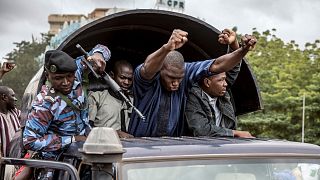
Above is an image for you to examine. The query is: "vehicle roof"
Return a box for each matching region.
[120,137,320,161]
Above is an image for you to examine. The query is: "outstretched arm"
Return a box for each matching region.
[218,28,242,85]
[210,34,256,74]
[140,29,188,80]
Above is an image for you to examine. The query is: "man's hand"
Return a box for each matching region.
[117,130,134,139]
[0,61,16,73]
[87,52,106,73]
[163,29,188,51]
[0,61,16,80]
[218,29,240,50]
[240,34,257,51]
[74,135,87,142]
[218,29,237,45]
[233,130,255,138]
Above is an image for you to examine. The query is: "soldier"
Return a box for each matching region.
[22,45,110,179]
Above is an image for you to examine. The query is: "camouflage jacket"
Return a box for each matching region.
[23,44,110,159]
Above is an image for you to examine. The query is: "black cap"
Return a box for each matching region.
[44,50,77,73]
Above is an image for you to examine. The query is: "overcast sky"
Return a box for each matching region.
[0,0,319,60]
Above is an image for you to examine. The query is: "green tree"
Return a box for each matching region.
[239,29,320,144]
[1,33,51,107]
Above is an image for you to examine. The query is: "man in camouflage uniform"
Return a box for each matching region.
[23,44,110,179]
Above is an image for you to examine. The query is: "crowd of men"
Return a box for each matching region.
[1,28,256,179]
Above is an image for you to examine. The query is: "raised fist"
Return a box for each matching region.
[218,29,237,45]
[240,34,257,51]
[164,29,188,51]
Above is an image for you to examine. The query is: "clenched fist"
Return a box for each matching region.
[163,29,188,51]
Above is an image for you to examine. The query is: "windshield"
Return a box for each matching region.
[121,158,320,180]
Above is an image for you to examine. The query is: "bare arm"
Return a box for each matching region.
[210,34,256,74]
[140,29,188,80]
[218,29,242,84]
[140,45,171,80]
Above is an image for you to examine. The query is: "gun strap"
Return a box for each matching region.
[57,92,87,112]
[82,70,89,96]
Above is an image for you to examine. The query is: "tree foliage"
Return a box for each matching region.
[0,33,50,107]
[239,29,320,144]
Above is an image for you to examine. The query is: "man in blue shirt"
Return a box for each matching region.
[129,29,256,137]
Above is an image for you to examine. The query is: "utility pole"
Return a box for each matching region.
[302,93,305,143]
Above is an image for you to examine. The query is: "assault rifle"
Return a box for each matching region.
[76,44,146,121]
